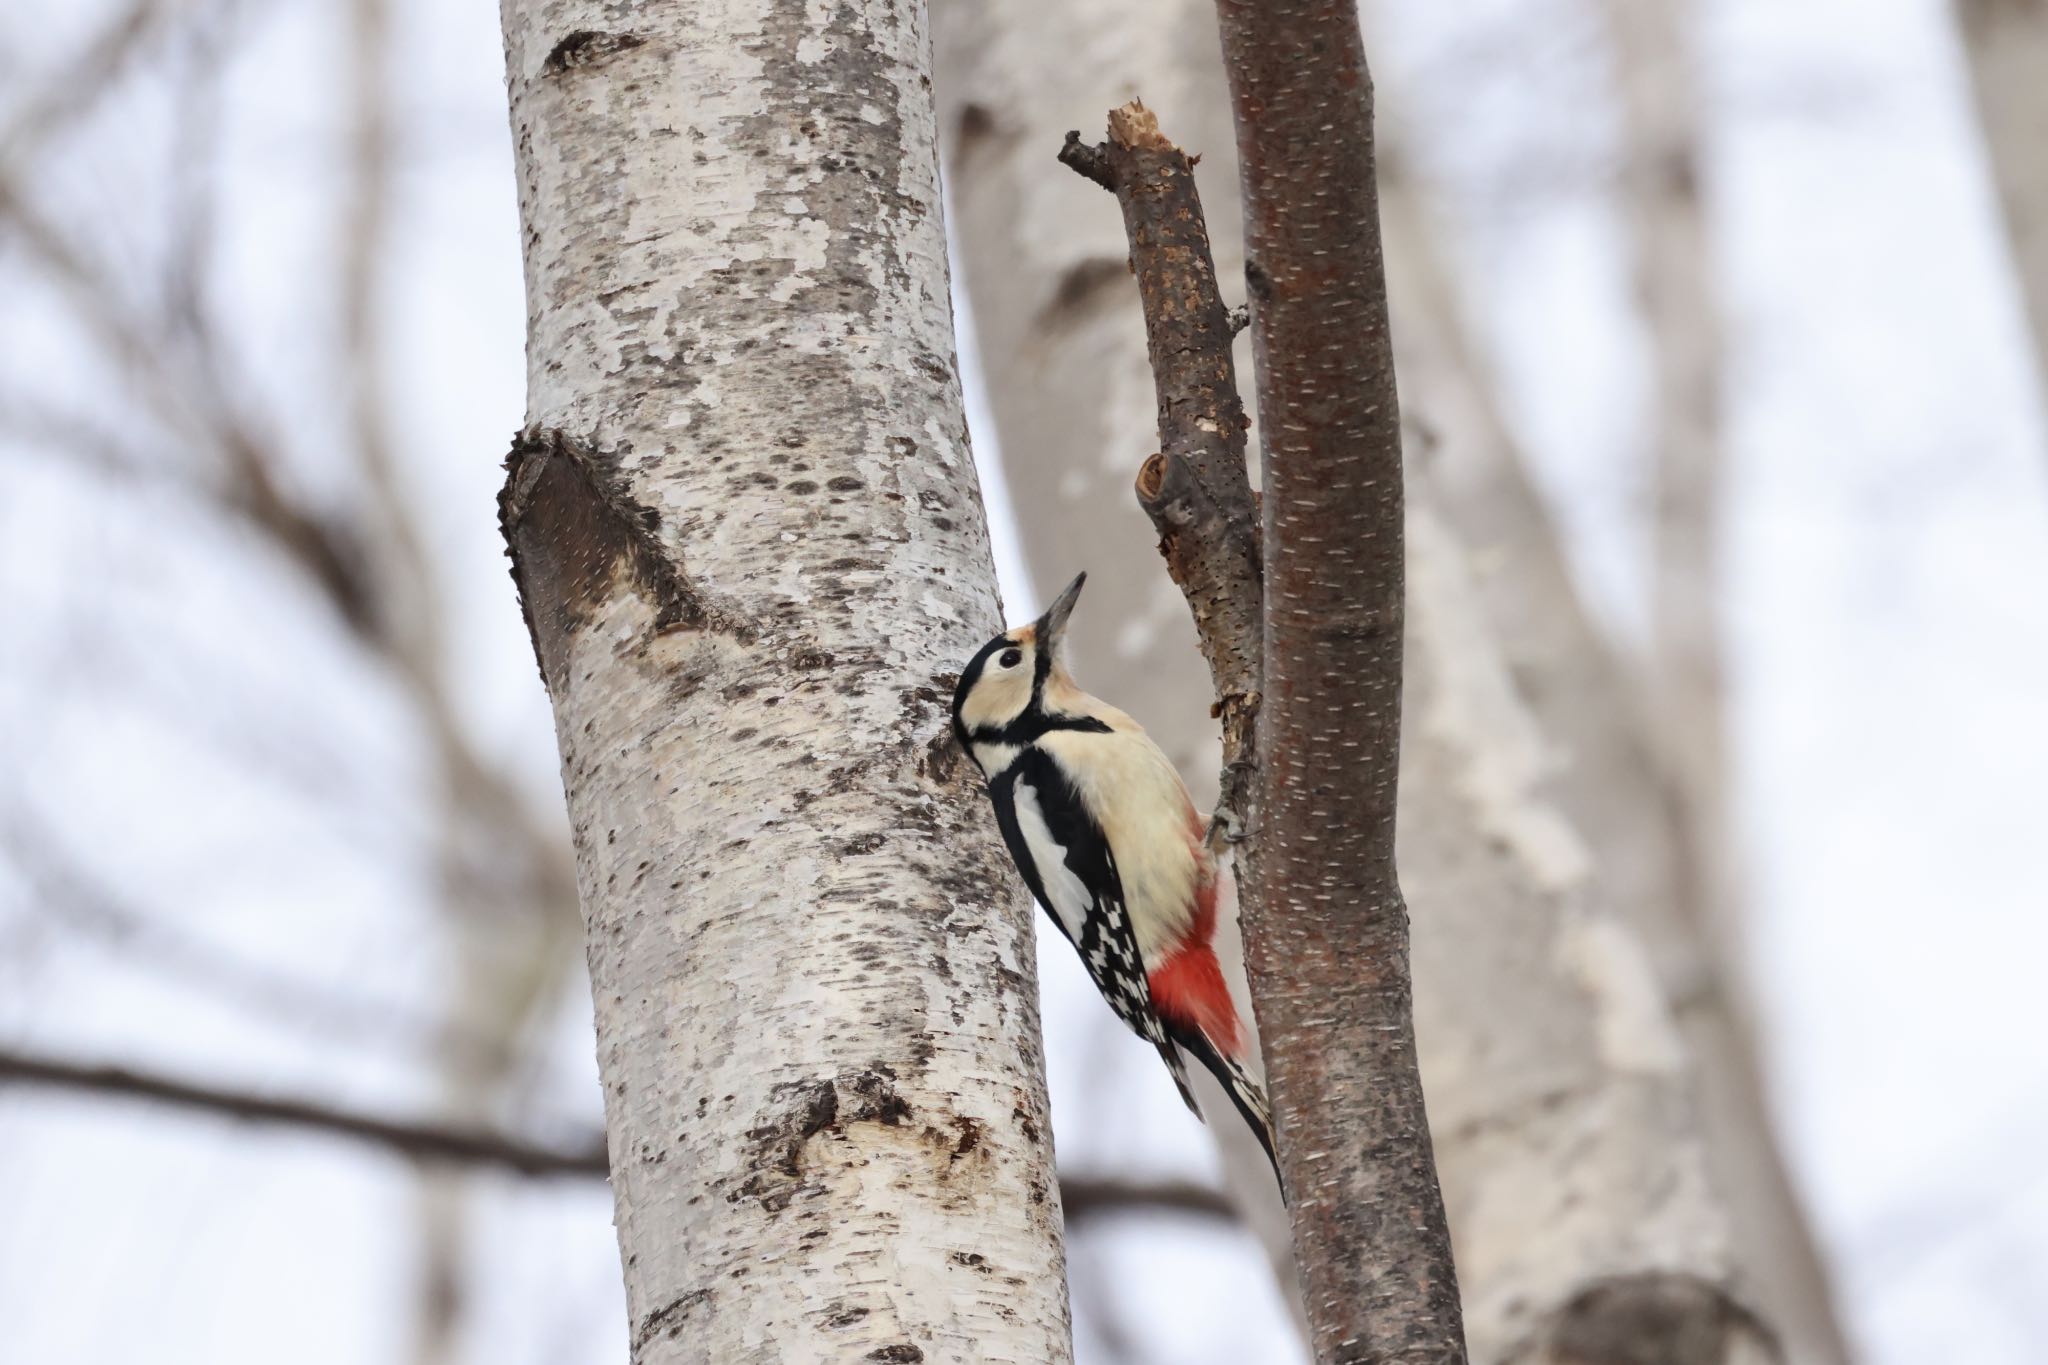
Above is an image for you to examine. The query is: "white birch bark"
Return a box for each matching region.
[1955,0,2048,416]
[496,5,1072,1362]
[936,4,1797,1360]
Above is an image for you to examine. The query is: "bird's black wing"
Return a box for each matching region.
[989,750,1196,1111]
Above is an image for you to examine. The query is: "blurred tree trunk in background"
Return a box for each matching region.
[1602,0,1733,965]
[1379,163,1849,1365]
[1956,0,2048,415]
[1597,3,1856,1361]
[936,2,1829,1359]
[496,4,1072,1362]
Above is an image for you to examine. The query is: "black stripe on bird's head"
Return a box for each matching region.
[950,573,1088,755]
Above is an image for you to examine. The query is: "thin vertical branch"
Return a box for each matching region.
[1064,64,1465,1356]
[1211,2,1466,1358]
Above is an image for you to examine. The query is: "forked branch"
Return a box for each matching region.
[1063,77,1467,1362]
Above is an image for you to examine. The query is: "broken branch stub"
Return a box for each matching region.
[1059,99,1263,834]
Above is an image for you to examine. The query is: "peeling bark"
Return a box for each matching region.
[496,4,1071,1361]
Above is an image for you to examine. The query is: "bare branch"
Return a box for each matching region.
[1,808,516,1072]
[1059,1175,1236,1224]
[1212,0,1467,1352]
[0,178,379,633]
[1063,67,1467,1357]
[0,1047,1238,1228]
[1059,100,1264,839]
[0,1049,608,1178]
[0,0,167,170]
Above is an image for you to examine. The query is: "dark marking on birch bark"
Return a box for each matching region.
[840,1068,914,1127]
[734,1069,920,1210]
[631,1288,712,1357]
[734,1078,840,1213]
[499,427,757,691]
[866,1346,925,1363]
[543,29,646,74]
[1539,1273,1778,1365]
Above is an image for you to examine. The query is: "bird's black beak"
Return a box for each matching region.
[1035,572,1086,652]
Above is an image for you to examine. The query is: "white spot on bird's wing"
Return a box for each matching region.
[1013,779,1093,945]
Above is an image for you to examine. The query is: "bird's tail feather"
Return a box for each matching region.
[1154,1037,1199,1114]
[1172,1026,1282,1194]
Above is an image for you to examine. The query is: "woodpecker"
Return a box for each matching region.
[951,572,1277,1178]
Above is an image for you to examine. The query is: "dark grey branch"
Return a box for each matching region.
[1213,0,1468,1357]
[0,1049,607,1178]
[0,1048,1242,1225]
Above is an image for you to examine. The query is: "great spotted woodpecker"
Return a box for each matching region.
[951,573,1277,1178]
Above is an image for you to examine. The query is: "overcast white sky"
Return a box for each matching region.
[2,0,2044,1362]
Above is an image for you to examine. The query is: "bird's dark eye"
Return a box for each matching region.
[999,648,1024,669]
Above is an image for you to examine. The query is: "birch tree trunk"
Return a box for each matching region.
[937,4,1794,1360]
[495,6,1072,1362]
[1956,0,2048,413]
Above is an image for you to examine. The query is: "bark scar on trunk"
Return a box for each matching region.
[542,29,646,74]
[632,1289,714,1358]
[499,427,757,689]
[738,1068,979,1213]
[1539,1272,1778,1365]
